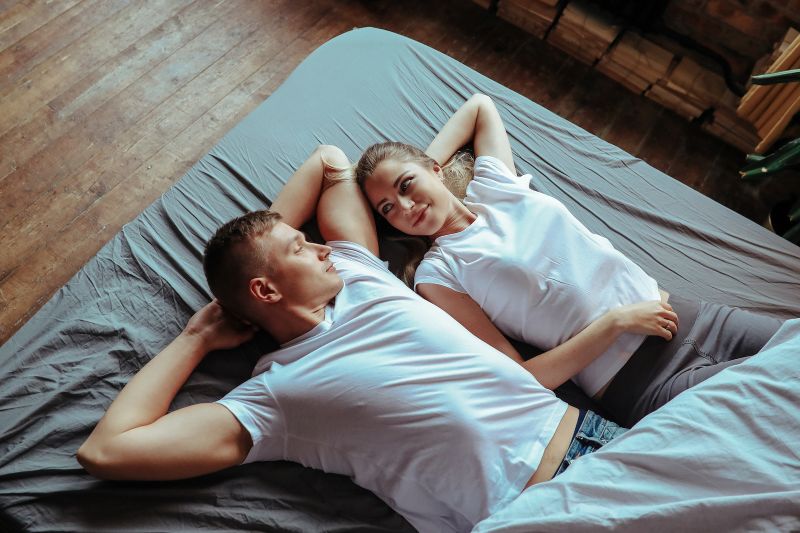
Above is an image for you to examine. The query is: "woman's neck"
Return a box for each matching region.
[431,200,476,240]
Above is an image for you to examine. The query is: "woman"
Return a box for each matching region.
[355,94,784,425]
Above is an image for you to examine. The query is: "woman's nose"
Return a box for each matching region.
[399,196,414,210]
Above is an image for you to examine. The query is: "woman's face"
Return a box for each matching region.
[363,158,454,236]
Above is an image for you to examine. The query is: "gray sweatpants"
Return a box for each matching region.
[600,295,785,427]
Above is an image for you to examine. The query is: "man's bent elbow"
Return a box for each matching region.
[77,441,117,480]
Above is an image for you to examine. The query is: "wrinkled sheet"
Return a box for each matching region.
[474,319,800,533]
[1,27,799,532]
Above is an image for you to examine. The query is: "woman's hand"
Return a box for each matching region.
[182,300,257,353]
[610,300,679,341]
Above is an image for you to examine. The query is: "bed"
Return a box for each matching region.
[1,27,798,533]
[474,317,800,532]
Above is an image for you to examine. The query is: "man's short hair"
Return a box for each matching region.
[203,210,282,308]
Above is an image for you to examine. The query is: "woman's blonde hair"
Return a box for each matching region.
[355,141,474,286]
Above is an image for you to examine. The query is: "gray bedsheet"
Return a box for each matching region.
[1,27,798,532]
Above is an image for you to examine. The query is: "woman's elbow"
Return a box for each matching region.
[521,362,561,390]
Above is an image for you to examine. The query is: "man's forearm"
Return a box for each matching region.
[270,145,350,229]
[81,332,208,449]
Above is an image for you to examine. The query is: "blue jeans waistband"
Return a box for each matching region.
[553,410,628,478]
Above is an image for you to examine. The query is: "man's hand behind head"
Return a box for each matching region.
[183,300,257,353]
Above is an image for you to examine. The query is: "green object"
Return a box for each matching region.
[740,68,800,244]
[739,139,800,179]
[751,68,800,85]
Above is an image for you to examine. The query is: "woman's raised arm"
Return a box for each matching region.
[425,94,516,175]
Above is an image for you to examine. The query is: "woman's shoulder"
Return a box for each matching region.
[414,246,463,291]
[473,155,530,189]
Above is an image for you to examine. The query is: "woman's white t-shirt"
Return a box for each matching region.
[415,156,661,396]
[217,241,567,533]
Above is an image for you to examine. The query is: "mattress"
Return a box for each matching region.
[1,27,798,532]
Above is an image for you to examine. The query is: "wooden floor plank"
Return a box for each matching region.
[0,0,24,16]
[636,109,692,175]
[559,68,626,140]
[0,1,334,329]
[602,93,665,157]
[0,0,219,187]
[0,0,194,139]
[0,0,765,345]
[0,0,133,97]
[0,0,311,279]
[0,0,263,231]
[0,0,82,52]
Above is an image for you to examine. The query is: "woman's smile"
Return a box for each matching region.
[412,205,429,227]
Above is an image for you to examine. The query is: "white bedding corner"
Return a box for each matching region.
[474,320,800,533]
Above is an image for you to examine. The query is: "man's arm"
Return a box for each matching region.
[270,145,351,229]
[315,159,379,256]
[270,144,378,255]
[77,301,256,480]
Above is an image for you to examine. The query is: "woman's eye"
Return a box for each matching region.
[381,203,393,215]
[400,177,413,192]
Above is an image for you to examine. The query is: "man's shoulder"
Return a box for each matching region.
[329,240,389,273]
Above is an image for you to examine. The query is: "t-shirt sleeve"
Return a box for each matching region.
[328,240,390,272]
[473,155,531,189]
[216,373,286,463]
[414,255,466,294]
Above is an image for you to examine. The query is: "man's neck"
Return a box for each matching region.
[262,302,329,345]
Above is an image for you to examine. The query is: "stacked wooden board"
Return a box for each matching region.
[750,28,798,83]
[597,32,673,94]
[546,1,621,65]
[703,89,761,152]
[497,0,559,39]
[475,0,800,153]
[737,29,800,153]
[644,56,726,120]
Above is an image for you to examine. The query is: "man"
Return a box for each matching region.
[77,145,624,532]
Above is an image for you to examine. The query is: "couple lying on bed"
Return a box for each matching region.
[77,94,784,532]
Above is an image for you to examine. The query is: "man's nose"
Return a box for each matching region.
[318,243,332,259]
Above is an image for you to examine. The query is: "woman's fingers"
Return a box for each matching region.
[659,305,679,328]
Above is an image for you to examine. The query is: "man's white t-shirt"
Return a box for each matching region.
[217,241,567,533]
[415,156,661,397]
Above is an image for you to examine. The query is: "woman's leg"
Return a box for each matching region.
[652,299,785,408]
[600,296,784,426]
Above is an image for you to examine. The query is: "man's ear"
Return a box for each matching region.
[249,277,281,304]
[433,163,443,180]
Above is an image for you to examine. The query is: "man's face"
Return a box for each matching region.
[259,222,343,307]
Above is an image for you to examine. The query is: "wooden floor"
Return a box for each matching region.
[0,0,765,345]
